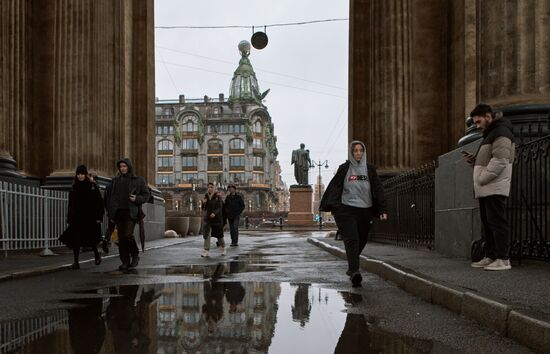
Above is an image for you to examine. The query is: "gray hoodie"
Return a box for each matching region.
[341,140,373,208]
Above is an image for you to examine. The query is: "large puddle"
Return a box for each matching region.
[1,281,452,354]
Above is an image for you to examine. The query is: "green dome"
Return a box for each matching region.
[229,40,267,104]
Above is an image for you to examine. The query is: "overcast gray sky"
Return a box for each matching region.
[154,0,349,187]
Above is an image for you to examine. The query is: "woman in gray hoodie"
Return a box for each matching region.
[319,140,388,287]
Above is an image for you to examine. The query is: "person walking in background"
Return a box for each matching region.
[224,184,245,247]
[464,103,515,271]
[201,182,225,257]
[319,140,388,287]
[107,158,150,271]
[66,165,104,269]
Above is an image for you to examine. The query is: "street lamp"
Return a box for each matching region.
[311,160,329,228]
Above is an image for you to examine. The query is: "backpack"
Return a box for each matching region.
[471,239,486,262]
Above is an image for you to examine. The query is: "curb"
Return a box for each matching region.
[0,239,193,283]
[308,237,550,353]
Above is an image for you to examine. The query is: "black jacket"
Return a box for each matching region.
[319,161,387,217]
[203,192,224,226]
[108,158,150,220]
[224,194,245,219]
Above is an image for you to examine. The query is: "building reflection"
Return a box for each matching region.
[158,279,281,354]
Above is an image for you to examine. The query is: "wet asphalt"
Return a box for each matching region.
[0,231,534,353]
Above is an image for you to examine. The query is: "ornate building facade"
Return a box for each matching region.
[155,41,285,213]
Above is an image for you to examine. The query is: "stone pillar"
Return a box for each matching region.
[478,0,550,106]
[288,185,313,226]
[349,0,453,173]
[0,0,30,178]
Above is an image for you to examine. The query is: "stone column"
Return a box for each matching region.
[349,0,451,173]
[479,0,550,105]
[0,0,30,177]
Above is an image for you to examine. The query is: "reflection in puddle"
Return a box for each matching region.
[1,282,453,354]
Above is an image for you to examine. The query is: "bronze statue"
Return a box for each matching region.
[291,143,312,185]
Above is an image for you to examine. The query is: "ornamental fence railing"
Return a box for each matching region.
[508,135,550,261]
[369,162,436,249]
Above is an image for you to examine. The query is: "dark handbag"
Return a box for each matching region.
[471,239,486,262]
[59,225,74,249]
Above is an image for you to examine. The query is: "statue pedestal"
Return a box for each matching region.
[288,185,314,225]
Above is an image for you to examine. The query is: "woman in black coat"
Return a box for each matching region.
[319,140,388,287]
[67,165,104,269]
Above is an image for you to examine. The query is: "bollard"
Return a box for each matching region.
[319,215,323,229]
[279,217,283,230]
[245,216,249,230]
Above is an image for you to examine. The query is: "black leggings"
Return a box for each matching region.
[333,205,374,274]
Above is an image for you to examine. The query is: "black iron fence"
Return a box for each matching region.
[509,135,550,261]
[370,162,436,249]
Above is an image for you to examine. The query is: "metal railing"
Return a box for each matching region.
[0,181,68,255]
[370,162,436,249]
[0,310,68,354]
[508,135,550,261]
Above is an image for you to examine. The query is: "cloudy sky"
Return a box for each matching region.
[154,0,349,187]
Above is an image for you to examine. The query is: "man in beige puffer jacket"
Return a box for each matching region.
[464,104,515,271]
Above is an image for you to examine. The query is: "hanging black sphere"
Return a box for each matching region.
[251,31,268,50]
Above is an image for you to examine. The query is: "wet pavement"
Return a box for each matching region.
[0,232,535,353]
[2,281,461,354]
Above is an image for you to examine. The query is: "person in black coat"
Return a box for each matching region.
[107,158,150,271]
[319,140,388,287]
[223,184,245,246]
[67,165,104,269]
[201,182,225,257]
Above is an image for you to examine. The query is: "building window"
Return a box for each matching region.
[182,156,197,168]
[181,173,198,183]
[156,174,174,186]
[157,156,174,169]
[163,108,172,116]
[229,156,245,168]
[228,124,245,134]
[229,138,245,150]
[158,140,174,152]
[183,120,197,132]
[208,156,223,170]
[252,173,264,184]
[182,138,198,149]
[208,139,223,153]
[229,173,245,185]
[254,120,262,133]
[253,156,263,168]
[253,138,263,149]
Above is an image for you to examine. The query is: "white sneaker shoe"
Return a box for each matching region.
[484,259,511,271]
[471,257,494,268]
[201,250,210,258]
[221,247,226,256]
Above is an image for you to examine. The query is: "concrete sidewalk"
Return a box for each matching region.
[0,237,192,282]
[309,235,550,353]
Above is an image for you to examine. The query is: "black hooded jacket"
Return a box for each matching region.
[319,161,387,217]
[108,158,150,220]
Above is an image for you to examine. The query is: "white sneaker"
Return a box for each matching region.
[201,250,210,258]
[221,247,226,256]
[484,259,511,271]
[471,257,494,268]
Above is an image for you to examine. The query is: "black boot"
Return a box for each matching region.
[130,254,139,268]
[101,239,109,254]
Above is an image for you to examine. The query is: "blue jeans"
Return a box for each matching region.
[228,216,240,245]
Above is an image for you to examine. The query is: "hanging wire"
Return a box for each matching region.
[155,18,348,29]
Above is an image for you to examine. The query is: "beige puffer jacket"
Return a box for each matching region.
[473,118,515,198]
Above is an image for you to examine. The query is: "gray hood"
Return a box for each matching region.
[117,158,134,177]
[348,140,368,175]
